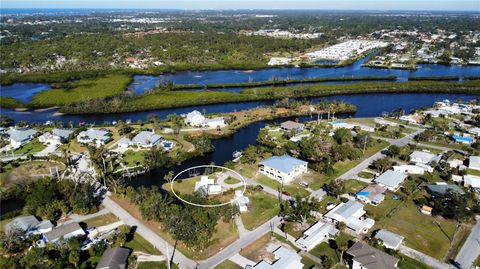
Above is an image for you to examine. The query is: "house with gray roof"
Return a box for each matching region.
[324,200,375,234]
[468,156,480,171]
[6,128,37,148]
[374,229,404,250]
[426,183,465,196]
[3,215,40,235]
[77,129,111,147]
[259,155,308,183]
[131,131,162,147]
[252,246,304,269]
[374,170,407,191]
[410,151,440,165]
[96,247,131,269]
[280,121,305,133]
[43,222,85,243]
[296,221,338,251]
[347,241,398,269]
[39,128,73,145]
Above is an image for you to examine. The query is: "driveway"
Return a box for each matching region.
[455,220,480,269]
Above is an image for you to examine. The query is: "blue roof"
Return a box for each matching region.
[357,191,370,196]
[452,136,473,142]
[260,155,307,174]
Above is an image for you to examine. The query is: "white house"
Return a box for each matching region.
[356,184,386,206]
[392,165,426,175]
[43,222,85,243]
[6,128,37,148]
[203,117,226,128]
[464,174,480,189]
[328,121,348,130]
[77,129,111,147]
[252,246,304,269]
[295,221,338,251]
[39,128,73,145]
[194,176,222,195]
[410,151,440,165]
[347,241,399,269]
[185,110,205,126]
[235,190,250,212]
[469,156,480,171]
[374,170,407,191]
[447,159,464,169]
[259,155,308,184]
[324,200,375,234]
[374,229,404,250]
[468,127,480,137]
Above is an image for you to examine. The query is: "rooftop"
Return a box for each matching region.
[374,229,404,249]
[426,184,465,196]
[44,222,84,242]
[96,247,131,269]
[374,170,407,188]
[347,241,398,269]
[4,215,39,233]
[7,128,37,142]
[131,131,162,146]
[260,155,307,174]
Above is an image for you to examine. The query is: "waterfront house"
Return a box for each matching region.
[185,110,205,126]
[7,128,37,148]
[39,128,73,145]
[96,247,131,269]
[295,221,338,251]
[259,155,308,184]
[235,190,250,212]
[356,184,386,206]
[203,117,226,129]
[324,200,375,234]
[77,129,111,147]
[328,121,348,130]
[346,241,399,269]
[194,176,222,195]
[468,156,480,171]
[251,246,304,269]
[280,121,305,133]
[374,229,404,250]
[131,131,162,148]
[374,170,407,191]
[43,222,86,243]
[409,151,440,165]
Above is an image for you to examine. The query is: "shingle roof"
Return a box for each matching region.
[44,222,84,242]
[347,241,398,269]
[52,128,74,139]
[281,121,305,130]
[260,155,307,174]
[96,247,131,269]
[78,129,110,141]
[4,215,39,233]
[131,131,162,146]
[375,170,407,188]
[426,184,465,195]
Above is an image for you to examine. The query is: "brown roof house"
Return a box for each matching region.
[346,241,399,269]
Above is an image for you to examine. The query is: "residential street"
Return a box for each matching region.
[399,245,452,269]
[455,219,480,269]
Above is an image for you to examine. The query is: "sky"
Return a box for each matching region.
[1,0,479,11]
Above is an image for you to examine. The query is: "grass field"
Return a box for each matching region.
[310,242,340,264]
[241,190,280,230]
[343,180,368,194]
[137,261,179,269]
[365,193,404,221]
[256,175,310,198]
[84,213,119,228]
[224,176,241,184]
[214,260,243,269]
[0,140,47,157]
[2,160,64,185]
[125,233,162,255]
[122,150,146,167]
[30,74,132,107]
[397,254,432,269]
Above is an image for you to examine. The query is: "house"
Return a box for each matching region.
[447,159,464,169]
[463,174,480,189]
[77,129,111,147]
[468,127,480,137]
[420,205,433,215]
[426,183,465,196]
[96,247,131,269]
[374,230,404,250]
[36,220,54,234]
[328,121,348,130]
[280,121,305,133]
[185,110,205,126]
[43,222,86,243]
[3,215,40,235]
[118,131,164,148]
[194,176,222,195]
[295,221,338,251]
[468,156,480,171]
[252,246,304,269]
[409,151,440,165]
[203,117,226,128]
[453,135,474,145]
[39,128,73,144]
[347,241,399,269]
[259,155,308,184]
[392,164,426,175]
[324,200,375,234]
[356,184,386,206]
[374,170,407,191]
[235,190,250,212]
[6,128,37,148]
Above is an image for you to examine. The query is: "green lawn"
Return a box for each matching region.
[397,254,432,269]
[84,213,119,228]
[256,175,310,198]
[376,200,457,259]
[466,169,480,177]
[301,255,322,269]
[224,176,241,184]
[164,176,199,195]
[358,171,374,179]
[343,180,368,194]
[241,190,280,230]
[137,261,179,269]
[365,193,403,221]
[122,150,146,167]
[125,234,162,255]
[1,140,47,157]
[214,260,242,269]
[310,242,340,264]
[30,74,132,106]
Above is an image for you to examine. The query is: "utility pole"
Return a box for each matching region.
[363,135,368,155]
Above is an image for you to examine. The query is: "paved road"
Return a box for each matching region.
[102,197,197,269]
[399,245,452,269]
[196,216,282,269]
[455,220,480,269]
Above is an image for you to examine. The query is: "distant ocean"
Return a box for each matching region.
[0,8,166,16]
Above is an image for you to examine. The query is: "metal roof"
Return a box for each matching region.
[131,131,162,146]
[375,229,404,249]
[260,155,307,174]
[375,170,407,188]
[7,128,37,142]
[4,215,39,233]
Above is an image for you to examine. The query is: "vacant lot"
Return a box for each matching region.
[84,213,119,228]
[241,190,279,230]
[4,160,64,185]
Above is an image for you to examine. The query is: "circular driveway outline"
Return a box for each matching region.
[170,165,247,207]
